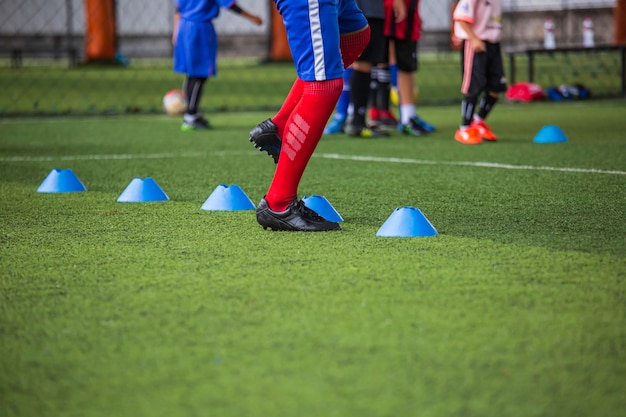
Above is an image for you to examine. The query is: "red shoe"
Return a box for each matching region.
[374,110,398,130]
[454,126,482,145]
[379,110,398,124]
[368,107,381,123]
[470,119,497,141]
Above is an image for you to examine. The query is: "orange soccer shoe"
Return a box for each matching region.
[454,126,482,145]
[470,118,497,141]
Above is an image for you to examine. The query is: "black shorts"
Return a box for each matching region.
[393,38,418,72]
[460,40,507,96]
[356,18,386,65]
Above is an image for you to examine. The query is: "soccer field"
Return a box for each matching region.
[1,100,625,417]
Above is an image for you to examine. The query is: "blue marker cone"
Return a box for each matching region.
[533,125,568,143]
[37,169,87,193]
[117,177,169,202]
[201,184,255,211]
[302,195,344,222]
[376,206,438,237]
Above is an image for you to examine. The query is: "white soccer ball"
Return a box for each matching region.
[162,89,187,115]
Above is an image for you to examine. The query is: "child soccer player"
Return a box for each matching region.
[384,0,436,136]
[327,0,388,137]
[248,0,369,231]
[172,0,262,131]
[452,0,505,144]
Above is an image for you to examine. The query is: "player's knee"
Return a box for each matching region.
[396,57,417,73]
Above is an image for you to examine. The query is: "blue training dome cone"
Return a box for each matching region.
[302,195,344,222]
[533,125,568,143]
[376,206,438,237]
[117,177,169,202]
[37,168,87,193]
[201,184,255,211]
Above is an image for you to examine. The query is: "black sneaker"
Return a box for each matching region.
[398,117,428,136]
[250,119,281,164]
[181,114,211,131]
[256,197,341,232]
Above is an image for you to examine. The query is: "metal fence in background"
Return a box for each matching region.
[0,0,622,116]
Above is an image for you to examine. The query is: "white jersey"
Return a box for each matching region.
[453,0,502,43]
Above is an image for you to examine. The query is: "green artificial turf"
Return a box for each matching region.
[1,100,625,417]
[1,50,623,116]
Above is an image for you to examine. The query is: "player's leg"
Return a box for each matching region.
[174,20,216,131]
[368,66,380,125]
[471,42,507,141]
[251,0,369,161]
[455,39,484,145]
[324,66,353,134]
[374,67,397,130]
[394,38,428,136]
[369,37,398,131]
[256,0,368,231]
[345,18,388,138]
[181,76,210,130]
[345,59,373,136]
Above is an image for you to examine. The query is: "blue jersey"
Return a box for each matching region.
[173,0,235,77]
[275,0,367,81]
[175,0,235,21]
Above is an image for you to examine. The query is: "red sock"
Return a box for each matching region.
[265,78,344,211]
[340,26,370,69]
[271,79,305,138]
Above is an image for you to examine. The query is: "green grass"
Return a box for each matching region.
[1,100,625,417]
[1,50,622,116]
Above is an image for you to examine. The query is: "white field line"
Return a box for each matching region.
[315,153,626,176]
[0,152,206,162]
[1,151,624,176]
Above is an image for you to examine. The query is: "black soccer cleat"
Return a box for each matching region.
[256,197,341,232]
[398,116,429,137]
[249,119,282,164]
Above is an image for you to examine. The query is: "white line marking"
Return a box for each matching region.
[316,153,626,176]
[1,151,624,176]
[0,152,206,162]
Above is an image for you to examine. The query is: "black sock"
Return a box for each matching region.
[368,67,379,110]
[185,77,206,115]
[350,69,371,128]
[376,67,391,112]
[478,94,498,119]
[461,95,477,126]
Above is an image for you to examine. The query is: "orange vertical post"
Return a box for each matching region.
[615,0,626,45]
[84,0,116,61]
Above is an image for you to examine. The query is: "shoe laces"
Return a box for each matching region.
[259,119,277,132]
[292,200,326,222]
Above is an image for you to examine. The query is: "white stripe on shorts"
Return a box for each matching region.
[308,0,326,80]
